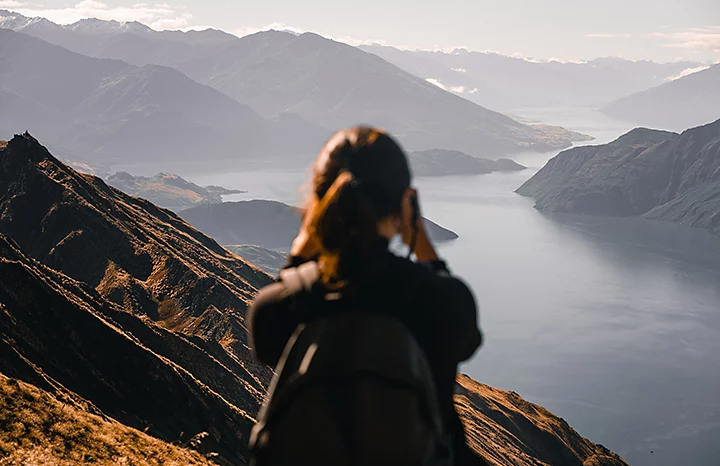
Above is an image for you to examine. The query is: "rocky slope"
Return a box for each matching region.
[224,245,287,276]
[457,375,627,466]
[602,65,720,132]
[410,149,526,176]
[106,171,245,211]
[517,119,720,236]
[179,200,459,250]
[0,134,627,465]
[0,133,277,464]
[0,375,211,465]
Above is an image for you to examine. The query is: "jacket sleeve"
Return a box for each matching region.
[247,282,302,368]
[422,260,483,363]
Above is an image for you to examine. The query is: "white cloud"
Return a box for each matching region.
[666,65,711,81]
[451,68,467,73]
[11,1,192,30]
[425,78,465,94]
[656,31,720,52]
[585,33,633,38]
[469,88,479,94]
[0,1,25,8]
[425,78,448,91]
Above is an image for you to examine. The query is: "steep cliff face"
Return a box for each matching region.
[457,376,627,466]
[517,119,720,237]
[0,134,627,465]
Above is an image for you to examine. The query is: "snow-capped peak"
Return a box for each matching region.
[67,18,152,35]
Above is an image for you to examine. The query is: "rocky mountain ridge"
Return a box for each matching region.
[0,133,628,465]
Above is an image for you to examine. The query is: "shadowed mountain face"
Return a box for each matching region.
[0,29,327,169]
[0,134,627,465]
[360,45,703,111]
[179,200,459,250]
[517,119,720,236]
[601,65,720,132]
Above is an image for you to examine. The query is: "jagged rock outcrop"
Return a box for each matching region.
[0,134,627,465]
[516,119,720,237]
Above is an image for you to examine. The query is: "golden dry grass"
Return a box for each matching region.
[0,376,212,466]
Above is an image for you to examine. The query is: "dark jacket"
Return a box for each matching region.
[247,239,484,464]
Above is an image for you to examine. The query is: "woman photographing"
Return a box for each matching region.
[248,126,484,466]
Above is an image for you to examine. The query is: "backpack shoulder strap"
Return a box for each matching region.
[279,261,321,294]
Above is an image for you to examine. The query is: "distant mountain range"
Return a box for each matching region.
[0,28,329,169]
[517,119,720,237]
[360,45,705,111]
[0,10,589,162]
[601,65,720,132]
[0,133,628,465]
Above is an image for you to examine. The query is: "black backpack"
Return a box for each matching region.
[250,261,453,466]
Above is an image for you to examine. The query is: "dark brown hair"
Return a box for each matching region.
[306,126,411,286]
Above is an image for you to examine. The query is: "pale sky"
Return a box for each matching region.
[2,0,720,62]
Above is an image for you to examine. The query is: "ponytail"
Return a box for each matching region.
[307,171,378,287]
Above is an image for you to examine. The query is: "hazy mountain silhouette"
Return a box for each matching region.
[410,149,526,176]
[0,133,628,465]
[361,45,703,110]
[0,28,328,170]
[517,119,720,237]
[179,200,459,250]
[0,10,236,66]
[601,65,720,132]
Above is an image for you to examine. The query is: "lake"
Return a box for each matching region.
[185,108,720,466]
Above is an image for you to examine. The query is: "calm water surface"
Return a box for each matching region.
[186,109,720,466]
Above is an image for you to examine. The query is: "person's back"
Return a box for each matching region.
[248,127,484,465]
